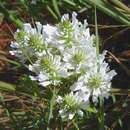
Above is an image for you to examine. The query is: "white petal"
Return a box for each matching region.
[68,113,74,120]
[40,81,51,86]
[24,23,32,33]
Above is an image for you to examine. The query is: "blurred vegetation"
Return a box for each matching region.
[0,0,130,130]
[0,0,130,27]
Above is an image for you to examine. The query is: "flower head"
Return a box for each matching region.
[29,54,68,87]
[63,45,96,73]
[57,92,89,120]
[10,22,48,62]
[71,54,116,103]
[10,12,117,110]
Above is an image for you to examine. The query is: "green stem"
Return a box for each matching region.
[94,6,104,130]
[60,121,64,130]
[47,88,57,130]
[95,5,99,57]
[98,98,105,130]
[95,5,100,72]
[72,120,80,130]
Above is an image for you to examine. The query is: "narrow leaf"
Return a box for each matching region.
[0,81,16,91]
[52,0,61,17]
[86,0,130,25]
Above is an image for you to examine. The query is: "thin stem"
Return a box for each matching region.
[72,120,80,130]
[94,5,101,72]
[95,5,99,57]
[47,88,57,130]
[98,98,105,130]
[60,121,64,130]
[94,6,104,130]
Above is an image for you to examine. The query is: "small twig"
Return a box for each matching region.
[107,51,130,76]
[111,88,130,96]
[88,24,130,29]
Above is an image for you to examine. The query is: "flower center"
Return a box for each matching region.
[88,74,102,89]
[64,94,79,111]
[72,50,86,65]
[40,56,58,74]
[28,34,45,52]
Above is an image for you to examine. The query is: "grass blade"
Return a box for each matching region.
[0,81,16,91]
[86,0,130,25]
[52,0,61,17]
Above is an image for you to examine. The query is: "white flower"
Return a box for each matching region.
[23,22,43,35]
[71,12,91,44]
[30,72,51,86]
[29,54,68,87]
[42,24,58,44]
[10,12,117,108]
[63,45,96,74]
[57,92,89,120]
[10,23,49,62]
[71,54,117,103]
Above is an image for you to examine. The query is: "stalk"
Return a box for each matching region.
[98,98,105,130]
[47,88,57,130]
[95,5,99,57]
[72,120,80,130]
[95,6,104,130]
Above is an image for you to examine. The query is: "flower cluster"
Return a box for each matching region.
[10,12,116,121]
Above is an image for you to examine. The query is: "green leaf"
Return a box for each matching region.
[87,106,97,113]
[0,3,23,29]
[86,0,130,25]
[118,118,123,128]
[47,5,58,20]
[111,95,116,103]
[63,0,76,6]
[0,13,4,24]
[94,6,99,57]
[52,0,61,17]
[18,75,41,97]
[0,81,16,91]
[1,58,21,67]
